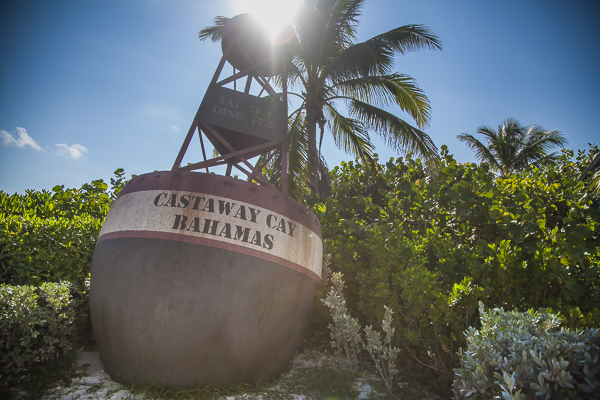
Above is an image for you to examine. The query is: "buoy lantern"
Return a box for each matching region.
[221,13,295,77]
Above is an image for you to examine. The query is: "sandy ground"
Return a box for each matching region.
[40,351,133,400]
[39,350,378,400]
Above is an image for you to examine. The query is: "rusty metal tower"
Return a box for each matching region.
[172,14,293,194]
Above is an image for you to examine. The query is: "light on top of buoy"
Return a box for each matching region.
[232,0,299,40]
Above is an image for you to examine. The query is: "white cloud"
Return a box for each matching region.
[141,101,183,136]
[55,143,89,160]
[0,127,90,160]
[142,101,179,120]
[162,124,179,135]
[0,127,44,151]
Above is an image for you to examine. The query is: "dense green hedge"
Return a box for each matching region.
[0,282,82,388]
[0,169,125,287]
[309,145,600,387]
[0,179,112,221]
[0,169,126,389]
[0,215,102,287]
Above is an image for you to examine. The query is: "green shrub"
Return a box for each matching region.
[308,145,600,390]
[0,215,102,287]
[0,282,80,388]
[0,173,121,221]
[453,303,600,399]
[0,168,128,287]
[0,190,56,220]
[0,169,128,391]
[322,272,401,396]
[322,272,363,374]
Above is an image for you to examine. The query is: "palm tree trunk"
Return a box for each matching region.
[305,104,320,193]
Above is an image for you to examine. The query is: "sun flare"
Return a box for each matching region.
[231,0,300,38]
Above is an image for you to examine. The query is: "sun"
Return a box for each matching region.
[231,0,300,38]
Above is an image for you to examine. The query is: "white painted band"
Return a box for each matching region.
[99,190,323,278]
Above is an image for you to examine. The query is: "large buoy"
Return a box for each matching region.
[90,171,322,387]
[90,13,317,388]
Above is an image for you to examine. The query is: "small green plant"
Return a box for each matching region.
[322,272,400,396]
[364,305,400,396]
[322,272,363,374]
[453,302,600,399]
[496,371,526,400]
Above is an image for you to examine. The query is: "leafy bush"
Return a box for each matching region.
[0,215,102,287]
[0,189,55,220]
[322,272,400,396]
[0,282,81,388]
[0,169,128,391]
[453,303,600,399]
[308,145,600,389]
[0,174,120,221]
[363,305,400,396]
[322,272,364,374]
[0,168,127,287]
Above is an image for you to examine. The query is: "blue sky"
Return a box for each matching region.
[1,0,599,194]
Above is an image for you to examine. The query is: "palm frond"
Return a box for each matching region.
[324,40,395,79]
[350,100,439,161]
[475,125,501,143]
[591,168,600,197]
[525,152,563,170]
[321,0,363,47]
[521,126,568,153]
[316,153,332,196]
[324,103,375,168]
[457,133,502,173]
[578,152,600,198]
[286,59,308,89]
[333,74,431,128]
[286,111,311,199]
[477,121,523,174]
[369,24,442,55]
[295,0,363,73]
[198,16,229,42]
[331,76,393,104]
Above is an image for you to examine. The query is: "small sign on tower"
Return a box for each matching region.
[172,14,294,194]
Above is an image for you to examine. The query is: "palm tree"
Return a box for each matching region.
[199,0,441,198]
[457,118,568,176]
[578,152,600,198]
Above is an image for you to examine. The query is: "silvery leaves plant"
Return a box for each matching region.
[453,302,600,399]
[364,305,400,396]
[322,272,400,395]
[322,272,363,375]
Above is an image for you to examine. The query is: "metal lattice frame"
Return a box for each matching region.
[172,42,288,194]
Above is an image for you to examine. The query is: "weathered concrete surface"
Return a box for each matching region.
[91,238,318,387]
